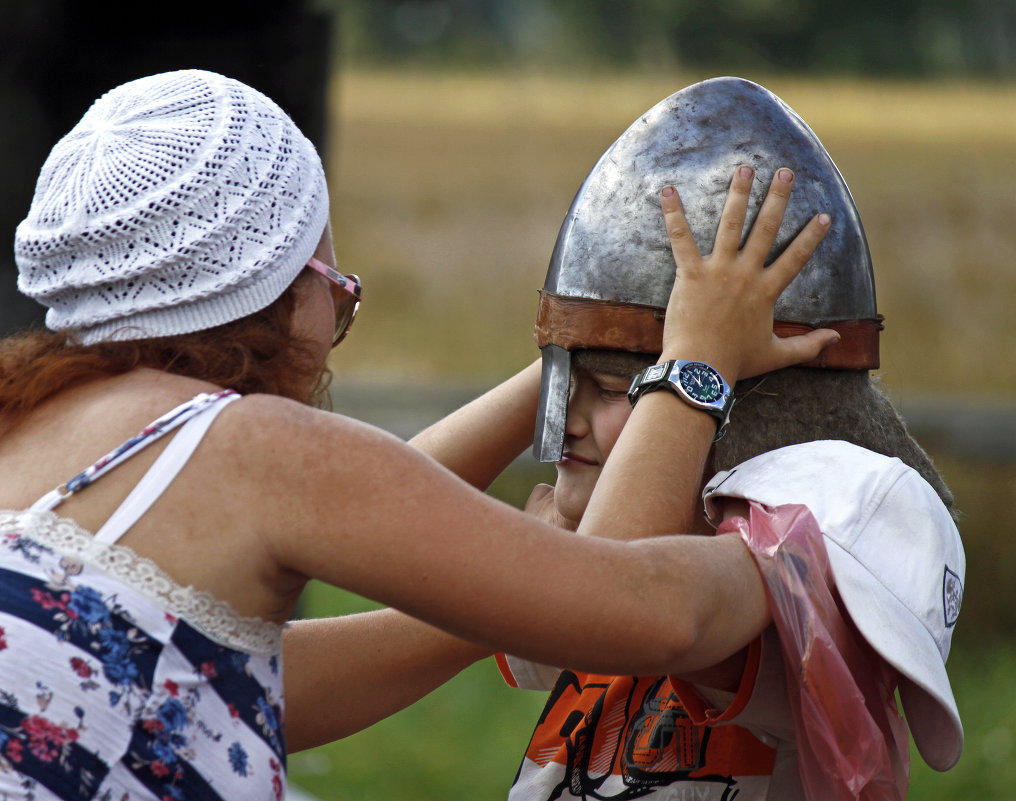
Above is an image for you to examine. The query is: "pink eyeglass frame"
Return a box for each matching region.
[306,256,362,346]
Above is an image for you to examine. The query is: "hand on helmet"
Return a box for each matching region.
[659,165,840,385]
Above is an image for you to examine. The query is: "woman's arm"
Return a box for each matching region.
[249,406,766,674]
[408,359,542,489]
[284,610,488,752]
[246,170,832,673]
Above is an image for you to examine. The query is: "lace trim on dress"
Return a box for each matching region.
[0,509,283,655]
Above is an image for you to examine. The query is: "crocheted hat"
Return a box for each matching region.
[14,69,330,344]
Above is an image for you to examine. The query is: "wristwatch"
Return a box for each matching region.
[627,360,733,441]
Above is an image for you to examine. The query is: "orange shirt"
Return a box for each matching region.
[498,636,790,800]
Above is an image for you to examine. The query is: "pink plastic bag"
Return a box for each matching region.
[718,502,910,801]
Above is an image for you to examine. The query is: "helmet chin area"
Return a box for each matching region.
[533,344,572,462]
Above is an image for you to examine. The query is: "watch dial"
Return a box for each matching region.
[679,363,723,403]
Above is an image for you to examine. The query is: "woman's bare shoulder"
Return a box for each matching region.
[211,392,407,479]
[221,392,385,439]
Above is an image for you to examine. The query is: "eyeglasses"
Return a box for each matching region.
[306,257,362,347]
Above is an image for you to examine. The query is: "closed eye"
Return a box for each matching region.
[590,373,632,402]
[598,387,628,401]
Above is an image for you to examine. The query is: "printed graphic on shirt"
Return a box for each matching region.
[513,671,775,800]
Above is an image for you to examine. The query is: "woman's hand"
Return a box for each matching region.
[660,165,839,385]
[524,483,579,532]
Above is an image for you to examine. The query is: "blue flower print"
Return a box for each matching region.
[156,699,188,733]
[96,627,130,659]
[255,697,278,732]
[100,656,139,687]
[163,785,185,801]
[96,628,140,687]
[228,742,249,777]
[30,580,149,700]
[255,696,282,752]
[68,586,111,625]
[139,698,191,773]
[151,737,181,765]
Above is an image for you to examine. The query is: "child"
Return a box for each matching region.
[499,77,963,801]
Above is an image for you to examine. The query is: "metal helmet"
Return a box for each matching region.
[533,76,882,461]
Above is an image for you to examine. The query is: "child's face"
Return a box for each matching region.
[553,366,635,525]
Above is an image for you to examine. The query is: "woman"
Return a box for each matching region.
[0,70,834,799]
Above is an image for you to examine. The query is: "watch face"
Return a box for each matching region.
[678,362,724,404]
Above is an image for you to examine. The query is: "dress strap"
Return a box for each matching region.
[92,393,240,545]
[29,390,239,515]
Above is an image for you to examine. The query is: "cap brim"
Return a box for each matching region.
[825,538,963,771]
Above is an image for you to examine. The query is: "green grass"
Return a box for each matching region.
[907,638,1016,799]
[287,583,548,801]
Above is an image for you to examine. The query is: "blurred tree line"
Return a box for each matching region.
[4,0,1012,335]
[333,0,1016,76]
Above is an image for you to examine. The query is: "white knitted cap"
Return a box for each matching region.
[14,69,330,344]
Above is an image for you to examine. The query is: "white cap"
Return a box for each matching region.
[703,439,965,771]
[15,69,330,344]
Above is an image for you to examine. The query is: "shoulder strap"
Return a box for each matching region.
[91,393,240,545]
[30,390,239,514]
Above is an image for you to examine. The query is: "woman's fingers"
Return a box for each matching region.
[523,483,577,531]
[660,185,703,267]
[712,165,756,257]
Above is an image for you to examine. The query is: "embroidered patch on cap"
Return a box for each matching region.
[943,567,962,628]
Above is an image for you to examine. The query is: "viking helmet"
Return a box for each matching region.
[533,77,882,461]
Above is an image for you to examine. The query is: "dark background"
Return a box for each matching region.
[338,0,1016,76]
[0,0,332,336]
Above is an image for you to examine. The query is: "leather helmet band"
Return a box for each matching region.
[534,291,883,370]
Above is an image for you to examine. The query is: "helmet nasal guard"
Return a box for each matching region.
[533,77,882,462]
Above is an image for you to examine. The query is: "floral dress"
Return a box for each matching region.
[0,392,287,801]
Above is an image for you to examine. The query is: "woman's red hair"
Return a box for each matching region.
[0,281,331,427]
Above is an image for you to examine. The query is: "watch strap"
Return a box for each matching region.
[627,359,733,441]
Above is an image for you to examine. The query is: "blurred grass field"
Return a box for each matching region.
[325,69,1016,396]
[292,69,1016,799]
